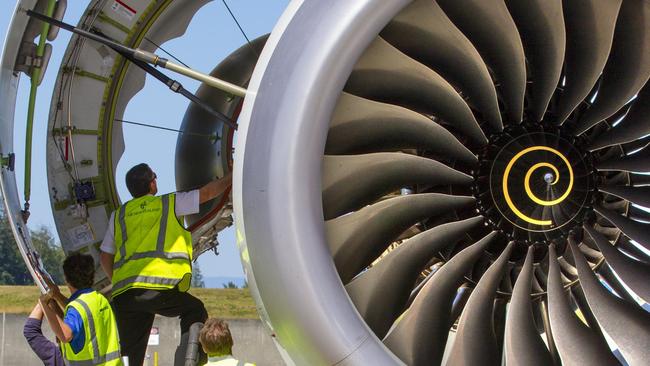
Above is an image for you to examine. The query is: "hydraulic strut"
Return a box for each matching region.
[25,9,243,130]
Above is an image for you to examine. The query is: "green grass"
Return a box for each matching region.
[191,287,259,319]
[0,286,71,313]
[0,286,259,319]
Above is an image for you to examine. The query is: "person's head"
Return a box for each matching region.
[199,318,233,357]
[62,253,95,292]
[125,163,157,198]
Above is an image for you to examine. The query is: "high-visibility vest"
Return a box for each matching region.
[60,291,122,366]
[205,355,255,366]
[112,193,193,297]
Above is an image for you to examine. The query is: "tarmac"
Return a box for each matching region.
[0,313,284,366]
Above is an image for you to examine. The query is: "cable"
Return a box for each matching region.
[51,0,108,184]
[45,0,107,226]
[220,0,259,58]
[114,119,219,141]
[144,37,190,68]
[65,2,108,182]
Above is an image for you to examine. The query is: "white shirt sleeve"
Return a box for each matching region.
[100,211,116,254]
[175,189,200,217]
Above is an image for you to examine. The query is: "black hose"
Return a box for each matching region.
[184,322,204,366]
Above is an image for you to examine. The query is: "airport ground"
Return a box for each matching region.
[0,287,283,366]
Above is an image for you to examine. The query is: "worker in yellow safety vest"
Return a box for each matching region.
[40,253,122,366]
[99,163,232,366]
[199,319,255,366]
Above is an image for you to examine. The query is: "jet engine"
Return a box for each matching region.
[2,0,650,365]
[234,0,650,365]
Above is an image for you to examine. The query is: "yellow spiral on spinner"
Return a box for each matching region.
[502,146,574,226]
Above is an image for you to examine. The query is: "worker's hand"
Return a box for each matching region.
[49,300,64,318]
[199,171,233,204]
[39,293,64,318]
[39,292,54,314]
[39,291,52,304]
[42,277,68,312]
[43,276,60,294]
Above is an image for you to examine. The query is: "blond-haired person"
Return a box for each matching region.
[199,319,255,366]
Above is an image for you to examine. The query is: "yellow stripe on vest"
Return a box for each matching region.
[112,193,193,297]
[61,292,121,366]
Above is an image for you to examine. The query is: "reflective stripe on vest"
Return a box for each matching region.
[61,292,122,366]
[112,193,193,297]
[65,351,121,366]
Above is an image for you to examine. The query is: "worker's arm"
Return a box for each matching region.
[199,172,232,204]
[28,302,44,320]
[100,251,115,281]
[39,294,74,343]
[24,302,62,363]
[42,277,67,314]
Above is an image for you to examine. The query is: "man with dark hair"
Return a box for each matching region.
[62,252,95,290]
[199,319,254,366]
[40,253,122,365]
[125,163,157,198]
[99,163,232,366]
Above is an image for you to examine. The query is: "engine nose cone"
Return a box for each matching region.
[475,124,595,246]
[544,172,554,184]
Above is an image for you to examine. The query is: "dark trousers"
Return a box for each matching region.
[112,288,208,366]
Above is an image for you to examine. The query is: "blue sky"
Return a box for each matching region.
[1,0,289,279]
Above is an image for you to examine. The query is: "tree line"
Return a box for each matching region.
[0,211,65,285]
[1,208,207,287]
